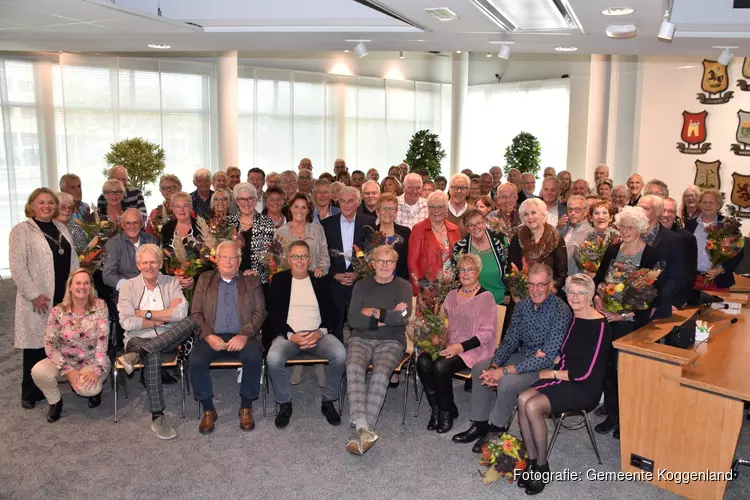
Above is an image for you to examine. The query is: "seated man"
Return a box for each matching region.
[103,208,158,294]
[452,263,572,453]
[264,240,346,428]
[116,244,196,440]
[189,240,266,434]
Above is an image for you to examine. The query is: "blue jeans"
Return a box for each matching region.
[188,335,263,404]
[266,335,347,404]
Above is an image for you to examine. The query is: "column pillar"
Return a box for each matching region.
[450,52,469,176]
[217,51,238,171]
[35,60,57,188]
[585,54,611,182]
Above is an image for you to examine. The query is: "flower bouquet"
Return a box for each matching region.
[74,209,120,269]
[146,203,172,239]
[330,244,375,278]
[573,234,610,274]
[258,236,289,281]
[598,261,661,313]
[506,263,529,300]
[165,234,213,302]
[363,226,404,252]
[409,268,457,360]
[478,432,528,485]
[704,216,745,282]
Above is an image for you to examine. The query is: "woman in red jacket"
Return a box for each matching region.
[407,191,461,295]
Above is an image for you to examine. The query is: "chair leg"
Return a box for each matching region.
[113,368,119,423]
[338,375,345,416]
[415,387,425,417]
[583,410,603,465]
[197,400,201,420]
[401,366,410,425]
[548,413,565,458]
[505,403,518,429]
[121,370,129,400]
[261,359,267,418]
[180,361,186,419]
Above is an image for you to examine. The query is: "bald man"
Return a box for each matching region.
[96,165,147,219]
[298,158,313,171]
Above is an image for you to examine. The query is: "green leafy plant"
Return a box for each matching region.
[103,137,166,197]
[503,132,541,177]
[404,129,446,179]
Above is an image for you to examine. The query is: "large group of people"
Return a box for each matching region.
[9,159,746,493]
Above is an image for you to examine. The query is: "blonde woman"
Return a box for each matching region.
[32,268,110,422]
[102,179,126,222]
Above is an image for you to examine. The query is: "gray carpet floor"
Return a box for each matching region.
[0,277,748,500]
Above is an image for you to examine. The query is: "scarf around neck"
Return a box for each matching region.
[518,223,560,263]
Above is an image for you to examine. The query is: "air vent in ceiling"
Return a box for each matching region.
[470,0,582,32]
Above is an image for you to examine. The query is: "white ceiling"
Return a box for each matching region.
[1,0,750,56]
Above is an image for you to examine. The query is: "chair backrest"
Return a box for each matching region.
[495,304,507,348]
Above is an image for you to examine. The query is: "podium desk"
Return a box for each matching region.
[730,274,750,294]
[614,307,749,500]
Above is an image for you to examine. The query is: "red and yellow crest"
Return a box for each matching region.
[677,111,710,154]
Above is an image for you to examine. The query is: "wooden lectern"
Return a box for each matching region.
[614,305,749,499]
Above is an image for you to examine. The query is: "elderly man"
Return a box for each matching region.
[312,179,340,224]
[280,170,298,201]
[96,165,147,219]
[117,244,196,439]
[334,158,348,176]
[611,184,630,213]
[453,263,571,451]
[559,195,594,275]
[359,180,380,218]
[396,173,428,229]
[662,197,698,305]
[637,195,685,316]
[264,240,346,428]
[506,168,521,190]
[189,240,266,434]
[540,177,567,230]
[366,168,379,182]
[518,173,537,205]
[570,179,590,197]
[298,168,314,197]
[103,208,158,293]
[644,179,669,198]
[298,157,313,171]
[59,173,90,222]
[488,183,521,236]
[489,166,503,192]
[321,186,376,339]
[627,174,644,206]
[399,162,410,179]
[592,164,610,193]
[226,166,242,191]
[247,167,266,213]
[191,169,214,219]
[422,179,436,199]
[447,173,471,237]
[479,173,494,197]
[351,170,366,192]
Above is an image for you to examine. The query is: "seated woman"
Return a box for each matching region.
[515,273,611,495]
[685,188,745,292]
[593,205,658,439]
[160,191,202,291]
[407,190,461,295]
[262,186,287,229]
[453,208,509,305]
[417,253,497,434]
[374,193,411,281]
[275,193,330,278]
[227,182,276,283]
[102,179,126,223]
[31,268,110,422]
[345,245,412,455]
[146,174,181,236]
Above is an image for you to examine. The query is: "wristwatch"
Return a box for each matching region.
[145,310,152,320]
[502,366,510,376]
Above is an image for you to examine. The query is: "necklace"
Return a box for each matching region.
[460,283,481,295]
[37,223,66,255]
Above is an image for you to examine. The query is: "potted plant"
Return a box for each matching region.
[503,132,541,177]
[404,129,447,179]
[104,137,166,197]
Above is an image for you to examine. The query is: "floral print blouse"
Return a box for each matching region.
[44,298,110,376]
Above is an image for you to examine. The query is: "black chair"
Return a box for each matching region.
[548,408,602,465]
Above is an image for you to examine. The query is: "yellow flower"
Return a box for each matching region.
[78,255,85,262]
[615,283,625,292]
[443,318,449,328]
[210,248,216,256]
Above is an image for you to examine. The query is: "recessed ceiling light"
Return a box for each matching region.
[713,45,739,49]
[606,24,637,39]
[486,52,492,58]
[498,45,511,59]
[602,7,634,16]
[345,39,371,43]
[456,50,462,54]
[148,44,171,49]
[399,51,405,59]
[344,50,350,53]
[488,40,515,45]
[554,46,578,52]
[425,7,459,21]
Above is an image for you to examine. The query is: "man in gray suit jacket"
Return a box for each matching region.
[103,208,158,293]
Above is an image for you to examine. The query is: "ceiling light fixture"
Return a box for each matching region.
[354,42,368,58]
[346,39,371,43]
[456,50,462,54]
[606,24,637,39]
[399,51,405,59]
[486,52,492,58]
[488,40,515,45]
[497,44,511,60]
[602,7,635,16]
[147,44,171,49]
[424,7,459,21]
[658,9,676,42]
[554,46,578,52]
[718,48,734,66]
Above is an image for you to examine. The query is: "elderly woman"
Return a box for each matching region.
[275,193,330,278]
[262,186,287,229]
[10,188,79,409]
[593,205,659,438]
[556,170,572,203]
[227,182,276,283]
[611,184,630,214]
[596,179,613,202]
[345,245,412,455]
[212,171,229,191]
[680,184,702,225]
[516,274,611,494]
[508,198,567,296]
[56,192,89,252]
[375,193,411,280]
[159,191,202,291]
[102,178,125,222]
[336,171,351,187]
[388,165,403,182]
[407,190,462,295]
[209,188,231,227]
[380,176,401,196]
[475,196,493,217]
[417,253,497,433]
[685,188,745,291]
[453,208,509,305]
[146,174,182,236]
[31,268,109,422]
[330,181,344,208]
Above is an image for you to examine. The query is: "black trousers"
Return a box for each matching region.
[22,348,46,402]
[416,353,467,410]
[602,321,636,417]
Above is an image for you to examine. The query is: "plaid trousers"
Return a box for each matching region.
[345,337,404,430]
[126,318,196,413]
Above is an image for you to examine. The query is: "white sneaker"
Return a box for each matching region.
[151,415,177,440]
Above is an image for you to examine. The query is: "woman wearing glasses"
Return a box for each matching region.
[374,193,410,280]
[275,193,330,279]
[407,191,462,296]
[227,182,276,283]
[160,191,203,291]
[102,179,126,222]
[417,253,497,433]
[146,174,182,236]
[680,185,702,225]
[208,188,231,230]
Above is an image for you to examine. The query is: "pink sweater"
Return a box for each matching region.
[443,289,498,368]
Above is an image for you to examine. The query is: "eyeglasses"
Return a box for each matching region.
[290,254,310,261]
[373,259,396,266]
[450,186,468,191]
[567,290,588,298]
[684,194,698,199]
[612,195,629,201]
[218,255,240,262]
[428,205,446,210]
[104,190,122,196]
[496,195,514,200]
[59,205,74,212]
[618,225,637,232]
[568,207,584,213]
[378,206,396,213]
[236,197,256,204]
[160,185,178,192]
[466,221,485,230]
[213,197,229,203]
[123,221,141,228]
[528,280,552,289]
[663,209,677,215]
[458,267,477,274]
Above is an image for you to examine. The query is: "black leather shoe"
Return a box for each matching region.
[613,426,620,440]
[88,393,102,408]
[594,405,607,417]
[518,460,537,489]
[472,430,505,454]
[436,410,454,434]
[452,423,488,443]
[46,400,63,423]
[275,402,293,428]
[525,463,550,495]
[463,379,473,392]
[594,416,618,434]
[427,405,440,431]
[321,401,341,426]
[21,399,36,410]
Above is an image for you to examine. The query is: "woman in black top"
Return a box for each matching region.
[516,273,611,495]
[374,193,410,280]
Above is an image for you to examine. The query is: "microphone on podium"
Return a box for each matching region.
[694,317,739,351]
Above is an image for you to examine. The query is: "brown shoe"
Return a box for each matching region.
[199,410,217,434]
[239,408,255,431]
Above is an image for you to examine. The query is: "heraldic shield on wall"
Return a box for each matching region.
[677,110,710,154]
[728,172,750,218]
[698,59,734,104]
[737,58,750,91]
[730,110,750,156]
[694,159,721,191]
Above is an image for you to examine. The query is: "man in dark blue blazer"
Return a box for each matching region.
[661,197,698,307]
[321,186,376,339]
